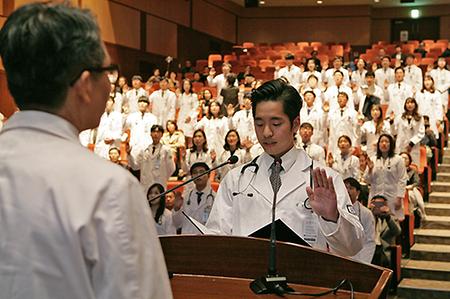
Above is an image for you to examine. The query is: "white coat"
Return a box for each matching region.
[110,91,123,112]
[206,147,364,257]
[392,115,425,165]
[195,116,229,155]
[331,154,360,180]
[375,67,395,90]
[357,120,391,157]
[94,111,123,159]
[302,70,322,85]
[326,106,358,156]
[0,111,172,299]
[354,85,385,112]
[149,89,177,128]
[231,109,257,144]
[430,67,450,110]
[323,84,355,113]
[299,105,327,147]
[417,90,444,138]
[274,65,302,90]
[386,82,413,117]
[182,148,214,174]
[365,155,407,220]
[124,87,148,113]
[404,64,423,92]
[351,69,367,87]
[155,209,177,236]
[350,201,376,263]
[216,148,252,180]
[177,92,198,137]
[173,185,216,234]
[125,111,157,154]
[130,143,175,190]
[295,141,326,165]
[322,67,350,86]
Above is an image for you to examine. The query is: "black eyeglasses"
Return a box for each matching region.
[70,64,120,86]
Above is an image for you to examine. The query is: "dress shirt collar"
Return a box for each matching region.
[261,145,297,173]
[2,110,79,144]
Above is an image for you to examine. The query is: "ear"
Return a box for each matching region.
[72,70,93,105]
[292,115,300,132]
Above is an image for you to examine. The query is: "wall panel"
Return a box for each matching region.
[146,14,177,58]
[370,19,390,44]
[192,0,236,43]
[238,17,370,45]
[441,15,450,40]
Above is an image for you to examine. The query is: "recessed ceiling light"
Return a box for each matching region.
[374,0,380,3]
[317,0,323,4]
[259,0,265,4]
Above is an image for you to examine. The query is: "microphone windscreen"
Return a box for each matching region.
[228,155,239,164]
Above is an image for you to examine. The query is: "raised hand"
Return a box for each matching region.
[173,192,184,211]
[306,168,339,222]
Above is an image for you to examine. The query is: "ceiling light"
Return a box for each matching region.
[317,0,323,4]
[411,9,420,19]
[374,0,380,3]
[259,0,265,4]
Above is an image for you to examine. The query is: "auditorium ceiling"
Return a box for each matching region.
[230,0,450,7]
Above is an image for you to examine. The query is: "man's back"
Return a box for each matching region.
[0,111,172,299]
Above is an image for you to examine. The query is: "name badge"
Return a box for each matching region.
[302,211,319,244]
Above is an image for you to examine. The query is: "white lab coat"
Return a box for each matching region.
[299,105,327,147]
[231,109,257,144]
[365,155,407,220]
[351,69,367,87]
[301,70,322,85]
[295,141,326,165]
[124,87,148,113]
[130,143,175,191]
[110,91,123,112]
[216,148,252,180]
[94,111,123,159]
[177,92,199,137]
[357,120,391,157]
[206,147,364,256]
[0,111,172,299]
[195,116,229,155]
[155,209,177,236]
[149,89,177,128]
[331,154,360,180]
[173,185,216,234]
[350,201,376,263]
[323,84,355,113]
[207,73,237,103]
[275,65,302,90]
[375,67,395,90]
[392,115,425,165]
[326,106,358,156]
[430,67,450,110]
[322,67,350,86]
[417,90,444,138]
[386,82,413,117]
[125,112,157,154]
[404,64,423,92]
[182,148,214,174]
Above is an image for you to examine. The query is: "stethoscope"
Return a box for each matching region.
[187,188,215,205]
[232,156,314,210]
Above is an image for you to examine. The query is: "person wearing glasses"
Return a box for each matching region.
[0,3,172,299]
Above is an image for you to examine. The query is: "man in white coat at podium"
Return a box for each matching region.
[207,78,364,257]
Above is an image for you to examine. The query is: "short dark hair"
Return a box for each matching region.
[394,66,404,73]
[300,122,313,130]
[138,96,149,103]
[0,3,105,111]
[190,162,210,174]
[381,55,391,61]
[303,90,316,98]
[333,70,344,77]
[285,53,295,60]
[251,78,302,125]
[344,177,361,191]
[338,135,352,146]
[365,71,375,78]
[151,125,164,133]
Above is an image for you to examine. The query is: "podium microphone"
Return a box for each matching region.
[250,163,294,296]
[149,155,239,202]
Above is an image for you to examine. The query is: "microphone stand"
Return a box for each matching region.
[250,182,294,296]
[149,156,238,202]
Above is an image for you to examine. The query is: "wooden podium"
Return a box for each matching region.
[160,235,392,298]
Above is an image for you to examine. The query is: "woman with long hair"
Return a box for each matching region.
[195,100,229,156]
[180,129,214,177]
[392,97,425,165]
[216,129,252,181]
[177,79,199,147]
[357,104,391,157]
[147,183,176,235]
[416,75,443,139]
[365,134,408,220]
